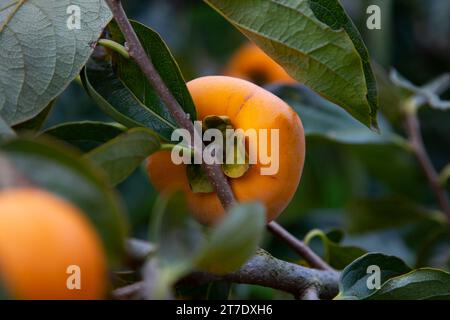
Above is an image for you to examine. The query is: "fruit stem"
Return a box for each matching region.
[97,39,130,59]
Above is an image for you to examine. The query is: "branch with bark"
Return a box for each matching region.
[115,244,340,300]
[104,0,333,271]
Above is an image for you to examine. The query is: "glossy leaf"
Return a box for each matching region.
[82,59,177,140]
[0,0,111,125]
[0,137,128,266]
[44,121,126,152]
[85,127,160,186]
[338,253,411,300]
[108,20,197,121]
[204,0,378,128]
[367,268,450,300]
[195,203,265,274]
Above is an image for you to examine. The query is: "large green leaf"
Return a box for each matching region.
[338,253,411,300]
[82,59,177,141]
[85,127,160,186]
[304,229,367,270]
[44,121,126,152]
[195,203,266,274]
[13,101,55,132]
[0,115,15,141]
[108,20,197,122]
[0,0,111,125]
[440,164,450,187]
[0,136,128,266]
[367,268,450,300]
[268,84,396,145]
[204,0,378,128]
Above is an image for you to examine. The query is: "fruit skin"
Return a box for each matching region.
[147,76,305,225]
[224,43,295,85]
[0,188,107,300]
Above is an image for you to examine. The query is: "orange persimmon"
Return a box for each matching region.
[0,188,107,300]
[224,43,295,85]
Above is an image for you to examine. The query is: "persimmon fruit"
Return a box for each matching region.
[224,43,295,85]
[0,188,107,300]
[147,76,305,225]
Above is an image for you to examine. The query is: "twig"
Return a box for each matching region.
[405,109,450,229]
[113,249,339,300]
[267,222,333,271]
[104,0,332,270]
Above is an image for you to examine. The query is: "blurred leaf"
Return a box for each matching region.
[0,116,15,142]
[348,143,424,199]
[149,192,204,267]
[440,164,450,187]
[206,282,232,300]
[0,0,111,125]
[82,59,176,140]
[109,20,197,121]
[13,100,55,132]
[367,268,450,300]
[338,253,411,300]
[85,128,160,186]
[267,85,399,145]
[204,0,378,128]
[304,229,367,270]
[346,197,442,234]
[0,136,128,266]
[195,203,265,274]
[43,121,126,152]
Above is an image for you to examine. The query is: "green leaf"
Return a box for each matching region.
[0,0,111,125]
[204,0,378,128]
[440,164,450,187]
[13,100,55,132]
[0,136,128,266]
[367,268,450,300]
[338,253,411,300]
[82,59,177,140]
[195,203,265,274]
[85,127,160,186]
[268,84,397,145]
[0,115,15,142]
[304,229,367,270]
[43,121,126,152]
[108,20,197,121]
[149,192,205,267]
[346,197,442,234]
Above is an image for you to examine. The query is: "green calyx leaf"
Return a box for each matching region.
[187,164,215,193]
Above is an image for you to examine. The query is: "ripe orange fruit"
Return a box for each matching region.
[0,188,107,300]
[224,43,295,85]
[147,76,305,225]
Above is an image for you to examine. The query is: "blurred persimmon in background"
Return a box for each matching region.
[0,188,107,300]
[224,43,295,85]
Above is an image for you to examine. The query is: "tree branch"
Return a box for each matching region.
[104,0,331,270]
[113,249,340,300]
[405,109,450,229]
